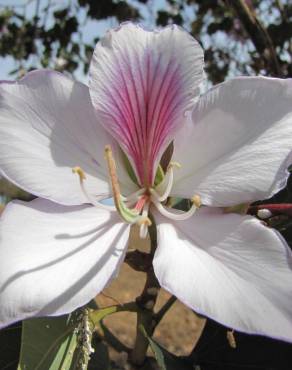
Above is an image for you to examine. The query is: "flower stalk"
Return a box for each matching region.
[130,217,160,366]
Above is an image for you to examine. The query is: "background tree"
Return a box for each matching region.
[0,0,292,82]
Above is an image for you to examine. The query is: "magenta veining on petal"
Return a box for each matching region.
[89,23,204,187]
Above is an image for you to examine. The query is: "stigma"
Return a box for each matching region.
[73,146,201,239]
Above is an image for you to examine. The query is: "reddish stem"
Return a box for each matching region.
[248,203,292,216]
[134,195,148,212]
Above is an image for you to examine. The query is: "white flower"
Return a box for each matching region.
[0,23,292,341]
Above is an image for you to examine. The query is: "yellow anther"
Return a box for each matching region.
[137,217,152,227]
[226,330,237,349]
[104,145,111,156]
[167,161,181,170]
[72,166,86,181]
[191,194,202,208]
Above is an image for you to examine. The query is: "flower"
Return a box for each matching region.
[0,22,292,341]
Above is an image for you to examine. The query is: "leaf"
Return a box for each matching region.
[140,325,193,370]
[89,302,138,326]
[17,315,76,370]
[17,309,94,370]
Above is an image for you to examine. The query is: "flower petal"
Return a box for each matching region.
[0,198,130,328]
[172,77,292,206]
[0,70,136,206]
[89,22,204,186]
[153,209,292,342]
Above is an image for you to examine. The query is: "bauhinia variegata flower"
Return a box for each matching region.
[0,23,292,342]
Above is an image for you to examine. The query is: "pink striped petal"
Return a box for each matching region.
[89,23,204,186]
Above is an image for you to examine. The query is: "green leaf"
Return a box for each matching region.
[89,302,138,326]
[17,315,76,370]
[17,309,94,370]
[140,325,193,370]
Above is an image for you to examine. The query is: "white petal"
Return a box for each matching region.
[0,70,136,206]
[153,209,292,342]
[172,77,292,206]
[0,198,130,327]
[89,22,204,186]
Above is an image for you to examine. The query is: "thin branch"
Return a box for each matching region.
[154,295,177,326]
[274,0,292,57]
[248,203,292,217]
[227,0,282,76]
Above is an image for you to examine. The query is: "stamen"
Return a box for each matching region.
[104,145,151,225]
[192,194,202,208]
[137,201,151,239]
[152,161,181,202]
[73,166,86,181]
[168,161,182,170]
[139,221,150,239]
[152,194,201,221]
[72,167,115,211]
[137,217,152,227]
[226,330,237,349]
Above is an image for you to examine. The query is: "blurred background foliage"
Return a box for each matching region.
[0,1,292,369]
[0,0,292,83]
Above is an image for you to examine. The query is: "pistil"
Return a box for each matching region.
[74,147,202,233]
[104,145,151,225]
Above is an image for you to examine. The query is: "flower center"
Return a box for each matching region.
[73,145,201,239]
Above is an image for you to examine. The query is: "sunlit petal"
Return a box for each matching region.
[172,77,292,206]
[0,70,136,205]
[153,208,292,342]
[0,198,130,328]
[89,23,204,186]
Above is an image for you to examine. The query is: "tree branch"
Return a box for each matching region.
[227,0,282,76]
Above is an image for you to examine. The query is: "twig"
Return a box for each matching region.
[154,295,177,326]
[248,203,292,217]
[227,0,282,76]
